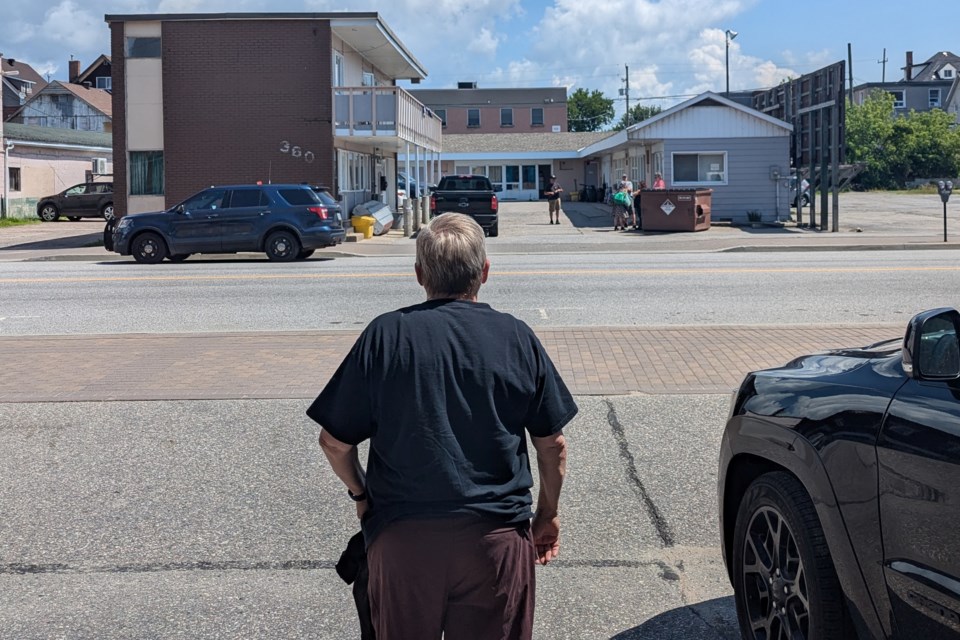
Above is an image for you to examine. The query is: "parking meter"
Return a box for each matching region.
[938,180,954,203]
[938,181,954,242]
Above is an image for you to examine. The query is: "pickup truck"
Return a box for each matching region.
[430,175,500,236]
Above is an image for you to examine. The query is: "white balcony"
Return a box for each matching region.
[333,86,442,152]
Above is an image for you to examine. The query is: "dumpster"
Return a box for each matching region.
[639,188,711,232]
[351,215,376,239]
[584,185,597,202]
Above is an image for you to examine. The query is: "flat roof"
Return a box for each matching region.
[104,12,427,80]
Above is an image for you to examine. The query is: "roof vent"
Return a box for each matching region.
[457,81,477,89]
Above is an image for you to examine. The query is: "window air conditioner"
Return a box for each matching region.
[92,158,108,175]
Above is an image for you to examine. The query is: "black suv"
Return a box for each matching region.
[720,307,960,639]
[111,184,346,263]
[37,182,114,222]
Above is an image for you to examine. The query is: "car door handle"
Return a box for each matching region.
[205,214,219,219]
[260,211,271,215]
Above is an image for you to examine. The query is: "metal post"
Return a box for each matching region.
[421,192,429,225]
[808,111,817,228]
[831,82,840,232]
[945,201,948,243]
[820,107,829,231]
[403,198,412,237]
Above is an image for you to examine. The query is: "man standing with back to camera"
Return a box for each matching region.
[309,213,578,640]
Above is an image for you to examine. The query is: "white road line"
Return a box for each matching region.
[539,308,549,320]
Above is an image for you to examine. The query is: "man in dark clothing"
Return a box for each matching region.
[546,175,563,224]
[309,213,577,640]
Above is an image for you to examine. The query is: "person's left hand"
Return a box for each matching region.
[356,499,369,520]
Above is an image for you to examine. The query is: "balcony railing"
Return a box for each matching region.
[333,86,442,152]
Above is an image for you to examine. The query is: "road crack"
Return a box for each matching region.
[605,399,675,547]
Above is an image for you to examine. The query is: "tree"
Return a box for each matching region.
[847,90,960,189]
[567,88,615,132]
[613,104,662,131]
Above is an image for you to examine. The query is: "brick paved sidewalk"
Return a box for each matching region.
[0,325,901,403]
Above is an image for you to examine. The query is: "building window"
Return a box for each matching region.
[130,151,164,195]
[96,76,112,90]
[890,90,905,109]
[362,72,375,87]
[435,109,446,126]
[930,89,941,108]
[531,107,544,126]
[672,152,726,184]
[333,52,344,87]
[500,108,513,127]
[8,167,21,192]
[467,108,480,127]
[943,68,955,79]
[125,37,161,58]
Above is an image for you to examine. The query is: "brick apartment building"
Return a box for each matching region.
[410,83,568,135]
[105,12,441,217]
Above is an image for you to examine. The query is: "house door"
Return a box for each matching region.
[584,162,598,188]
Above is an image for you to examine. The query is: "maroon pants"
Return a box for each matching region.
[366,516,535,640]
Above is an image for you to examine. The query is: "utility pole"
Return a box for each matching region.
[623,65,630,127]
[878,48,888,83]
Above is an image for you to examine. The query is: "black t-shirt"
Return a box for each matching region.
[307,298,578,546]
[547,181,562,200]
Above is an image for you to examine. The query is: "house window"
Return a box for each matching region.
[467,108,480,127]
[130,151,164,195]
[333,52,344,87]
[505,165,520,190]
[890,90,905,109]
[435,109,446,126]
[8,167,21,192]
[672,152,726,184]
[531,107,544,126]
[125,37,161,58]
[500,108,513,127]
[96,76,112,90]
[930,89,941,108]
[362,72,375,87]
[943,68,955,79]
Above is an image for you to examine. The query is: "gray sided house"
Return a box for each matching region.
[582,92,793,223]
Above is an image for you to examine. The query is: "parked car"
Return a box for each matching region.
[111,184,345,264]
[719,307,960,639]
[37,182,114,222]
[397,172,419,199]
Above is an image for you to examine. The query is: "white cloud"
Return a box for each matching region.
[41,0,108,53]
[467,27,500,57]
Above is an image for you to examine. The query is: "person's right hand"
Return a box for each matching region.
[532,511,560,565]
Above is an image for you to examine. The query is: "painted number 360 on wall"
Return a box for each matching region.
[280,141,315,163]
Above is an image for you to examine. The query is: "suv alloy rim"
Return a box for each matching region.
[741,506,809,638]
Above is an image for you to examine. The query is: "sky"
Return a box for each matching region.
[2,0,956,119]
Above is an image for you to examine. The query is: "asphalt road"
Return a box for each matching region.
[0,394,738,639]
[3,245,951,638]
[2,249,960,335]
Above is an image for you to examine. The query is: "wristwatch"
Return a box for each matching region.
[347,488,367,502]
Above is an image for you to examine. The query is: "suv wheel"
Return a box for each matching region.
[732,471,848,640]
[131,232,168,264]
[265,230,300,262]
[488,221,499,238]
[39,204,60,222]
[101,203,115,222]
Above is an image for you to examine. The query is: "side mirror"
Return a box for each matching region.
[175,204,185,214]
[903,307,960,379]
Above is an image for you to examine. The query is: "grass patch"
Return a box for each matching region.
[0,217,40,228]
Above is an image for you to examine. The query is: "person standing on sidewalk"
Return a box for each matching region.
[309,212,578,640]
[617,174,637,230]
[546,175,563,224]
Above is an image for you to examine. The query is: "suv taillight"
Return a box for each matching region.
[308,206,328,220]
[430,195,437,211]
[491,195,498,212]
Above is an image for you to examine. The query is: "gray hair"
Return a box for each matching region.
[415,213,487,298]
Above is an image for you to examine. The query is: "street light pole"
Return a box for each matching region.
[725,30,738,96]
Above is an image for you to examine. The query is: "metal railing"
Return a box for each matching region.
[333,86,442,152]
